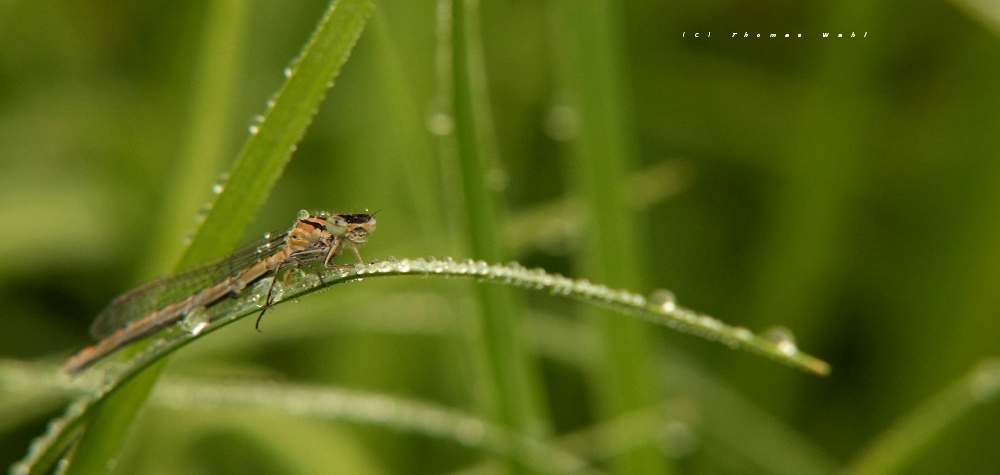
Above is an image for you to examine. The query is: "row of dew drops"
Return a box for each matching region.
[170,247,803,365]
[10,257,815,475]
[321,256,806,363]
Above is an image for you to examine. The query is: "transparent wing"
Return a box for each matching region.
[89,231,290,340]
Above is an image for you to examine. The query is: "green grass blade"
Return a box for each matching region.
[14,1,376,474]
[61,5,255,466]
[63,365,163,475]
[848,358,1000,475]
[442,0,551,469]
[551,0,670,473]
[182,0,376,267]
[527,315,839,474]
[1,362,598,474]
[11,254,828,474]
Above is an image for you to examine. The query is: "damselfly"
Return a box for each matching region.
[63,210,376,376]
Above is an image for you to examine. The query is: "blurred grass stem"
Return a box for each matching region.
[551,0,671,473]
[442,0,552,471]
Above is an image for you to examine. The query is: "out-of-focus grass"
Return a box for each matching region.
[551,0,668,473]
[4,0,1000,474]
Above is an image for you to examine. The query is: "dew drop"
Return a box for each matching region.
[648,289,677,312]
[269,285,286,303]
[474,260,489,274]
[698,315,723,330]
[455,418,486,447]
[428,112,454,135]
[659,420,697,459]
[248,125,260,134]
[250,278,275,305]
[764,326,798,356]
[284,67,293,78]
[181,308,210,335]
[544,101,580,142]
[301,273,320,287]
[412,258,428,271]
[733,327,753,341]
[486,168,508,191]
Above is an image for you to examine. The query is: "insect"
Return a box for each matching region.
[62,210,376,376]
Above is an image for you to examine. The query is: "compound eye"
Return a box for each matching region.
[368,217,377,230]
[326,217,348,236]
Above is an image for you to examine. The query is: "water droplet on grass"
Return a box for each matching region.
[764,326,798,356]
[428,112,454,135]
[181,308,210,335]
[648,289,677,312]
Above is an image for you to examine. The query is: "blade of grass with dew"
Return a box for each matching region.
[183,0,375,262]
[2,361,597,474]
[11,255,830,472]
[848,358,1000,475]
[61,4,254,468]
[41,244,829,470]
[22,260,830,407]
[442,0,552,471]
[151,377,596,474]
[526,315,839,474]
[551,0,669,473]
[14,1,376,474]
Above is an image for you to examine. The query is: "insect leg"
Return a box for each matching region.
[255,260,290,332]
[323,236,346,268]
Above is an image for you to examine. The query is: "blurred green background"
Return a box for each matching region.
[3,0,1000,473]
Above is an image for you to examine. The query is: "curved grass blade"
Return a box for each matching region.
[1,361,599,475]
[45,258,833,403]
[12,256,828,474]
[151,377,599,475]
